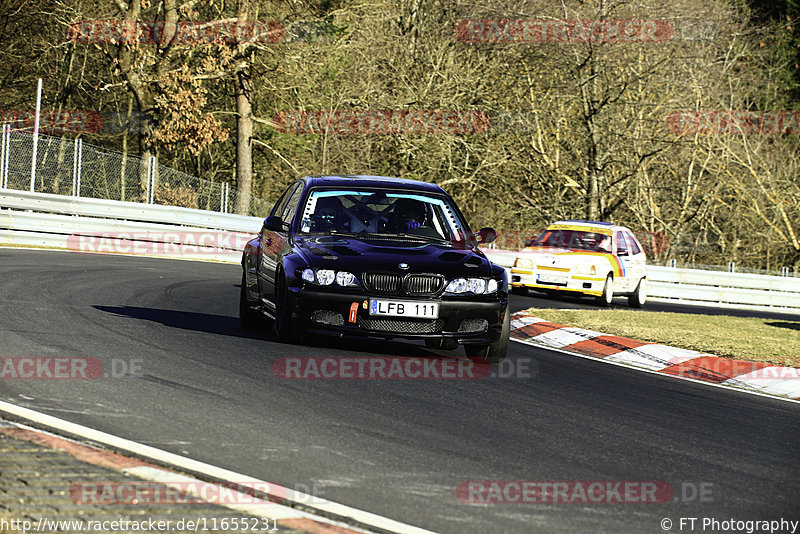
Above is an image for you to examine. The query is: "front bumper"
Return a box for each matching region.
[288,288,507,344]
[510,268,604,297]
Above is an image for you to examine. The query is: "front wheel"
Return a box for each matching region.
[463,311,510,364]
[511,286,528,296]
[596,274,614,307]
[628,277,647,308]
[273,271,301,344]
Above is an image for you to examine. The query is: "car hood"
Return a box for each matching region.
[294,235,494,278]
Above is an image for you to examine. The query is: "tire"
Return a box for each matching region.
[511,286,528,296]
[596,274,614,307]
[273,270,301,344]
[628,277,647,308]
[463,311,510,364]
[239,272,262,330]
[425,338,459,350]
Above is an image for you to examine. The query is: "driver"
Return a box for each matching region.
[597,235,612,252]
[391,198,427,232]
[312,196,349,232]
[584,233,611,252]
[584,233,599,249]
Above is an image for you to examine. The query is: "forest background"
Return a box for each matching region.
[1,0,799,269]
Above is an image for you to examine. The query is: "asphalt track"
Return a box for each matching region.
[1,248,798,533]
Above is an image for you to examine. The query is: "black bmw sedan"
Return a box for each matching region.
[239,175,510,362]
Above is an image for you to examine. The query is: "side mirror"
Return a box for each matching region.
[263,215,284,232]
[477,227,497,245]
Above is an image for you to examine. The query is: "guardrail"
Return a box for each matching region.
[482,249,800,314]
[0,189,264,262]
[645,265,800,313]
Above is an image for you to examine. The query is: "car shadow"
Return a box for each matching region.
[92,305,470,362]
[518,289,608,308]
[765,321,800,331]
[93,305,270,340]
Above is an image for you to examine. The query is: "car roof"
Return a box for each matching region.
[301,175,446,194]
[548,220,631,233]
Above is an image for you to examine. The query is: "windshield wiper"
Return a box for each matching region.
[312,231,450,244]
[363,232,451,244]
[399,233,451,243]
[327,230,361,236]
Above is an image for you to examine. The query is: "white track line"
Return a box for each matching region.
[0,400,437,534]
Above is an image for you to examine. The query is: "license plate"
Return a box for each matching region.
[369,299,439,319]
[537,273,568,285]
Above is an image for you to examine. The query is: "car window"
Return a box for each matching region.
[535,229,611,252]
[298,189,465,240]
[280,183,305,226]
[615,231,630,255]
[270,182,299,219]
[626,231,642,255]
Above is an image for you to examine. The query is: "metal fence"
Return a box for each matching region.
[646,265,800,312]
[0,126,270,217]
[648,259,800,278]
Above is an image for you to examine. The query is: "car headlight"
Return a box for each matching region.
[336,271,358,287]
[445,277,498,294]
[574,264,597,275]
[316,269,336,285]
[299,268,359,287]
[514,257,534,268]
[468,278,486,294]
[446,278,469,294]
[486,279,498,293]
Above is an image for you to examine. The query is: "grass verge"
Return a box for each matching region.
[522,308,800,368]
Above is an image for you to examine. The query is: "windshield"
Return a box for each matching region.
[534,228,612,252]
[298,189,468,242]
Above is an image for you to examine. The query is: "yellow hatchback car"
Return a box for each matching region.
[510,220,647,307]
